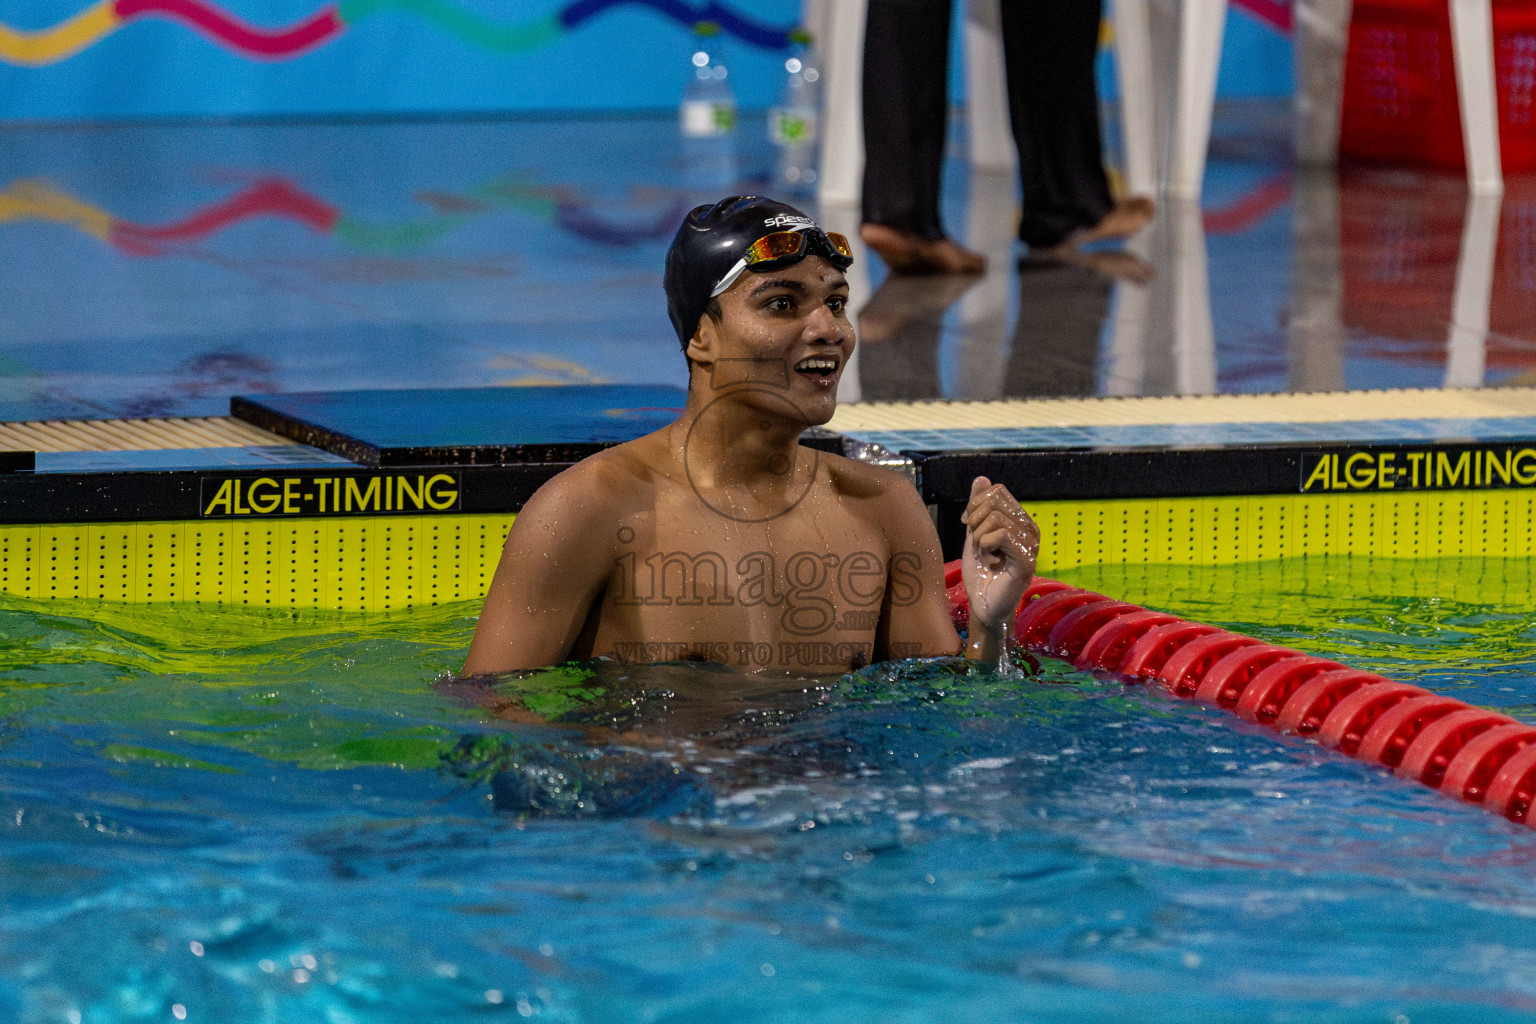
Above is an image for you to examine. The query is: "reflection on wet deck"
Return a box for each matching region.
[1,103,1535,425]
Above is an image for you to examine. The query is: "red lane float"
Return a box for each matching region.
[1120,621,1222,680]
[1355,694,1467,768]
[1271,669,1386,735]
[1193,646,1303,707]
[1075,610,1180,671]
[1015,589,1108,649]
[1317,682,1430,755]
[1482,744,1536,823]
[1049,600,1141,659]
[1395,709,1516,787]
[1157,632,1263,696]
[947,560,1535,830]
[1441,724,1536,804]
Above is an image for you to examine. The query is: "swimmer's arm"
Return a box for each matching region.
[874,478,966,660]
[959,477,1039,664]
[463,469,618,675]
[882,563,1011,664]
[874,474,1039,664]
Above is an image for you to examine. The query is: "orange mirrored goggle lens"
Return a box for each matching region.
[743,231,808,265]
[742,230,853,267]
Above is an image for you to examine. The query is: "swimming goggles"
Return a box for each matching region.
[709,228,854,298]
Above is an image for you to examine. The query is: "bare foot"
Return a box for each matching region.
[1059,196,1156,248]
[860,222,986,275]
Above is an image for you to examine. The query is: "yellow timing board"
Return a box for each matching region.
[1031,487,1536,572]
[4,487,1532,610]
[6,415,1536,610]
[1300,445,1536,492]
[0,514,515,611]
[200,472,462,517]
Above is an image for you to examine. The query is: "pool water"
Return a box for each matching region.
[2,557,1535,1023]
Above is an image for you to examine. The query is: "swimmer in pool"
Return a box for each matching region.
[464,196,1038,676]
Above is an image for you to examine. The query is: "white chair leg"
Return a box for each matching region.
[1288,170,1347,392]
[801,0,831,50]
[1167,0,1227,200]
[1292,0,1353,166]
[1104,229,1153,395]
[1445,194,1499,389]
[963,0,1017,174]
[1148,0,1179,170]
[1449,0,1503,196]
[816,0,868,208]
[1170,199,1217,393]
[1111,0,1158,197]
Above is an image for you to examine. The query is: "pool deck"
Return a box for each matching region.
[0,377,1534,479]
[4,384,1536,471]
[828,387,1536,452]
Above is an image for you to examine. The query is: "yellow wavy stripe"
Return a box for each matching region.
[0,180,114,239]
[0,1,120,67]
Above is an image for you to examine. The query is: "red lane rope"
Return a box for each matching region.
[944,559,1536,830]
[114,0,344,59]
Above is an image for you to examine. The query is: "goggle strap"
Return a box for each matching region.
[709,257,751,298]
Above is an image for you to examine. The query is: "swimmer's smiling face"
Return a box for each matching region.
[686,253,853,425]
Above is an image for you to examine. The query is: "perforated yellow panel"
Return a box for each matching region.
[4,491,1531,608]
[0,514,516,610]
[1031,490,1536,572]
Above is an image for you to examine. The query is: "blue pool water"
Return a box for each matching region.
[2,557,1535,1022]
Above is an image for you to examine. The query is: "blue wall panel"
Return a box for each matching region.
[0,1,1291,123]
[0,0,802,119]
[1094,8,1293,101]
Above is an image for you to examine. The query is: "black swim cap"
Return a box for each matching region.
[664,195,853,348]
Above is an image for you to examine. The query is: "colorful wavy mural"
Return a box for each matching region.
[0,168,1288,266]
[0,0,1293,68]
[0,0,792,66]
[0,175,690,257]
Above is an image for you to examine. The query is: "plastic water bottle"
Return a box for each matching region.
[770,30,820,193]
[680,21,737,189]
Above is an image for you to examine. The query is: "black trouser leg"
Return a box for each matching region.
[861,0,953,239]
[999,0,1114,247]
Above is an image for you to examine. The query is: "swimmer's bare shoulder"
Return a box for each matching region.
[463,436,664,676]
[820,452,962,659]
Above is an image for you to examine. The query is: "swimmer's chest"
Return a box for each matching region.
[590,499,900,665]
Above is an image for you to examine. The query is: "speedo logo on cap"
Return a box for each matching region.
[764,213,816,229]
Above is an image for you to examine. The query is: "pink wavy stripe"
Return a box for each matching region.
[1202,171,1292,234]
[110,179,338,255]
[113,0,343,58]
[1232,0,1290,34]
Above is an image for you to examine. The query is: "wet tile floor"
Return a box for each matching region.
[2,101,1535,426]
